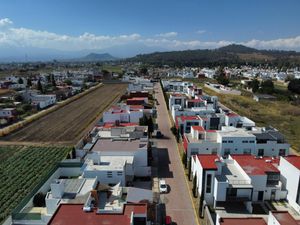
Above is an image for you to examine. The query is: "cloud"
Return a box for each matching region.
[0,18,300,55]
[0,18,13,27]
[196,30,206,35]
[155,32,178,38]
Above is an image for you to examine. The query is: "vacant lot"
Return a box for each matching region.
[0,145,71,223]
[3,83,127,143]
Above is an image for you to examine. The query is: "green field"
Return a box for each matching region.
[0,145,71,223]
[101,64,123,74]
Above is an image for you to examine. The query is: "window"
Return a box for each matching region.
[279,149,286,156]
[117,171,123,176]
[222,140,227,143]
[107,171,113,178]
[206,174,212,193]
[228,140,233,143]
[249,140,255,143]
[242,140,248,143]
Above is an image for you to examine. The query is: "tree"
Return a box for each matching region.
[260,79,274,94]
[139,66,148,75]
[18,77,24,84]
[33,192,46,207]
[288,79,300,94]
[27,78,32,87]
[37,79,44,93]
[215,66,229,86]
[64,79,72,86]
[51,74,56,88]
[251,79,260,93]
[147,116,154,134]
[14,94,23,102]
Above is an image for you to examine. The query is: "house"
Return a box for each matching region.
[183,125,289,165]
[168,93,186,110]
[176,116,202,135]
[278,155,300,213]
[225,112,255,129]
[21,90,56,109]
[0,108,17,122]
[191,154,286,211]
[126,97,148,105]
[103,104,144,123]
[87,138,151,177]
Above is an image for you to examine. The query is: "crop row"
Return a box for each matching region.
[0,145,71,223]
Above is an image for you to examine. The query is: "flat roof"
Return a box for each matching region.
[232,155,279,175]
[272,211,300,225]
[284,156,300,170]
[219,217,267,225]
[197,154,219,170]
[48,203,147,225]
[91,139,147,152]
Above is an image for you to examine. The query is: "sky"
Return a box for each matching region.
[0,0,300,59]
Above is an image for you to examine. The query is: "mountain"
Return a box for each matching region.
[76,53,117,62]
[130,44,300,67]
[218,44,258,54]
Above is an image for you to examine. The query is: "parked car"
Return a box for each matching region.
[159,179,167,193]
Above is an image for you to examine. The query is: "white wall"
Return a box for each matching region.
[279,157,300,213]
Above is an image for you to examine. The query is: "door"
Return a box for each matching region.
[258,149,264,156]
[258,191,264,201]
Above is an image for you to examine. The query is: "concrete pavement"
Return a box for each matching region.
[154,83,198,225]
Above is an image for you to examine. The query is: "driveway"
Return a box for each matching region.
[154,83,198,225]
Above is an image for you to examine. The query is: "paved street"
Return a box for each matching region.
[154,83,198,225]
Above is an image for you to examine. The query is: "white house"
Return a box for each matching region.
[278,155,300,213]
[103,104,144,123]
[88,138,151,177]
[191,154,286,212]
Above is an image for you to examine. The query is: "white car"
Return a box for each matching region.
[159,179,168,193]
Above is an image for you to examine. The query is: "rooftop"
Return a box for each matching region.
[284,155,300,170]
[91,139,147,152]
[197,154,220,170]
[272,211,300,225]
[48,203,147,225]
[232,155,279,175]
[219,217,267,225]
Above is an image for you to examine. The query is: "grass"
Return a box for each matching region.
[0,145,71,223]
[101,64,123,74]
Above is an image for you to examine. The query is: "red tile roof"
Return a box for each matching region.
[192,126,205,132]
[219,217,267,225]
[187,99,203,103]
[197,154,220,170]
[283,156,300,170]
[206,130,216,133]
[232,155,280,175]
[48,203,147,225]
[272,211,300,225]
[226,112,239,117]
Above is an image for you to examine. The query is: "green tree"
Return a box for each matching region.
[18,77,24,84]
[51,74,57,88]
[37,79,44,93]
[251,79,260,93]
[64,79,72,85]
[27,78,32,87]
[33,192,46,207]
[260,79,274,94]
[215,67,229,86]
[288,79,300,94]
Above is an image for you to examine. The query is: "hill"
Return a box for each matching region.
[75,53,117,62]
[130,44,300,67]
